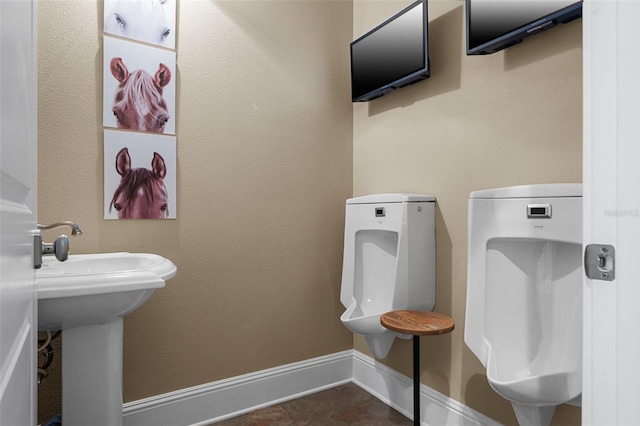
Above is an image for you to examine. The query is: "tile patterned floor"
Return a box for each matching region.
[213,383,412,425]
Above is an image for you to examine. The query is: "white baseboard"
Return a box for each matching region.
[123,350,354,426]
[352,350,501,426]
[123,349,498,426]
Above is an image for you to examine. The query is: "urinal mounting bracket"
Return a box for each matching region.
[584,244,615,281]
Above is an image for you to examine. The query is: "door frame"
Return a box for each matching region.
[582,0,640,423]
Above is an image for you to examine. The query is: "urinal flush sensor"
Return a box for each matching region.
[375,207,386,217]
[527,203,552,219]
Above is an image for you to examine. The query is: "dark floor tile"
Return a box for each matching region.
[279,383,374,424]
[213,383,411,425]
[330,397,412,425]
[215,405,293,425]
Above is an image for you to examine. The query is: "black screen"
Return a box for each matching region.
[467,0,581,54]
[351,0,427,102]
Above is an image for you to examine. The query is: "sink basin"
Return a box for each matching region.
[37,252,177,331]
[36,252,177,426]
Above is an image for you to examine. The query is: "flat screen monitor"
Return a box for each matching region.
[350,0,430,102]
[466,0,582,55]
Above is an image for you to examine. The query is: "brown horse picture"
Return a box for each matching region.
[110,147,169,219]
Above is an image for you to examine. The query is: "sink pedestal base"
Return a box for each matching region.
[62,318,124,426]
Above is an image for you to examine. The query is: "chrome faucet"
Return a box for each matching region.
[35,222,83,265]
[37,221,83,237]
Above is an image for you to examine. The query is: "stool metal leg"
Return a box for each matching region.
[413,335,420,426]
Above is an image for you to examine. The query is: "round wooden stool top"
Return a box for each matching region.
[380,310,455,336]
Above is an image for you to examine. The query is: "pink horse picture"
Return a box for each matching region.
[104,130,176,219]
[103,36,176,135]
[110,57,171,133]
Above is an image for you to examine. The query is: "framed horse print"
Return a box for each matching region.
[103,36,176,135]
[104,129,177,219]
[104,0,176,50]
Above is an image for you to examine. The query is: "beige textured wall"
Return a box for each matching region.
[37,0,353,422]
[352,1,582,425]
[37,0,583,424]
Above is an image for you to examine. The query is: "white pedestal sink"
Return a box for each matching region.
[36,252,177,426]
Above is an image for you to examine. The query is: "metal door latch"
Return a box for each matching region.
[34,231,42,269]
[584,244,615,281]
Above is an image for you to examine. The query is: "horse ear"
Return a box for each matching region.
[154,63,171,89]
[151,152,166,179]
[110,57,129,83]
[116,147,131,176]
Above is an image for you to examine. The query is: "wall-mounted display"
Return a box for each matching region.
[104,129,177,220]
[104,0,176,49]
[350,0,430,102]
[466,0,582,55]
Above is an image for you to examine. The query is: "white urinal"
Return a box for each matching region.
[340,194,435,359]
[465,184,582,426]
